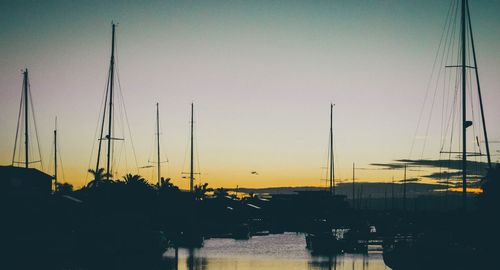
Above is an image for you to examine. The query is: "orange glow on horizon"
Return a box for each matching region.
[447,187,483,194]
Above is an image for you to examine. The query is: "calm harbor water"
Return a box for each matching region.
[164,233,390,270]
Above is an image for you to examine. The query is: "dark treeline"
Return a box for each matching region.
[1,164,500,269]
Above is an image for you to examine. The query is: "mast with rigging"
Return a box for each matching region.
[156,102,161,186]
[329,103,335,196]
[54,118,58,192]
[460,0,468,211]
[12,69,43,170]
[190,102,194,193]
[95,23,120,182]
[23,70,29,168]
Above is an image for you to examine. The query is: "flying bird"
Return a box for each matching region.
[251,171,259,175]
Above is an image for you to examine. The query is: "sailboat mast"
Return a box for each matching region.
[190,103,194,193]
[106,23,116,181]
[23,69,29,168]
[157,102,161,187]
[54,118,57,192]
[466,1,491,169]
[461,0,467,210]
[329,103,335,196]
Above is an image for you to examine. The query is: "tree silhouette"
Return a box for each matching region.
[86,168,113,188]
[55,182,73,195]
[214,187,228,198]
[121,173,151,189]
[159,177,175,189]
[194,183,211,200]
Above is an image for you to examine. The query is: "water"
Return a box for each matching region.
[164,233,390,270]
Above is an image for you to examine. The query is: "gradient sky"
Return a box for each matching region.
[1,0,500,189]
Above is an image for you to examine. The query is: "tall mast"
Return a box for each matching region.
[190,103,194,193]
[461,0,467,211]
[329,103,335,196]
[23,69,29,168]
[466,1,491,169]
[54,118,58,192]
[106,23,116,181]
[156,102,161,187]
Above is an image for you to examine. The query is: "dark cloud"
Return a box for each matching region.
[398,177,420,183]
[369,163,406,170]
[371,159,488,180]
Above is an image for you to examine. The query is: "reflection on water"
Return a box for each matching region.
[164,233,389,270]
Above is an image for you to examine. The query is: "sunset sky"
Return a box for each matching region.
[1,0,499,189]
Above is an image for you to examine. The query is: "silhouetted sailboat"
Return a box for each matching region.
[11,69,43,170]
[383,0,491,268]
[148,102,168,187]
[174,102,204,248]
[53,118,58,192]
[97,23,115,181]
[305,103,344,254]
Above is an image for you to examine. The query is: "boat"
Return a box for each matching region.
[82,23,169,257]
[383,0,492,268]
[305,220,346,254]
[305,104,346,254]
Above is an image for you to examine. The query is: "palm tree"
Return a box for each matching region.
[87,168,112,188]
[122,173,151,189]
[194,182,211,200]
[214,187,228,198]
[159,177,175,188]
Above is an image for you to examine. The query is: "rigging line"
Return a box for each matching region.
[420,1,459,161]
[408,0,456,159]
[194,120,202,182]
[440,2,459,150]
[466,24,482,169]
[12,82,24,165]
[320,129,329,189]
[181,122,190,179]
[147,132,156,163]
[112,30,133,174]
[442,33,456,151]
[440,0,458,150]
[445,85,458,183]
[333,107,339,182]
[116,64,139,173]
[28,83,43,170]
[48,139,54,175]
[87,66,111,183]
[441,4,459,151]
[115,107,127,176]
[57,136,66,183]
[17,110,23,165]
[466,1,491,168]
[160,115,169,163]
[443,4,461,158]
[445,0,459,137]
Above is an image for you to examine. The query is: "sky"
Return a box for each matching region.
[1,0,500,189]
